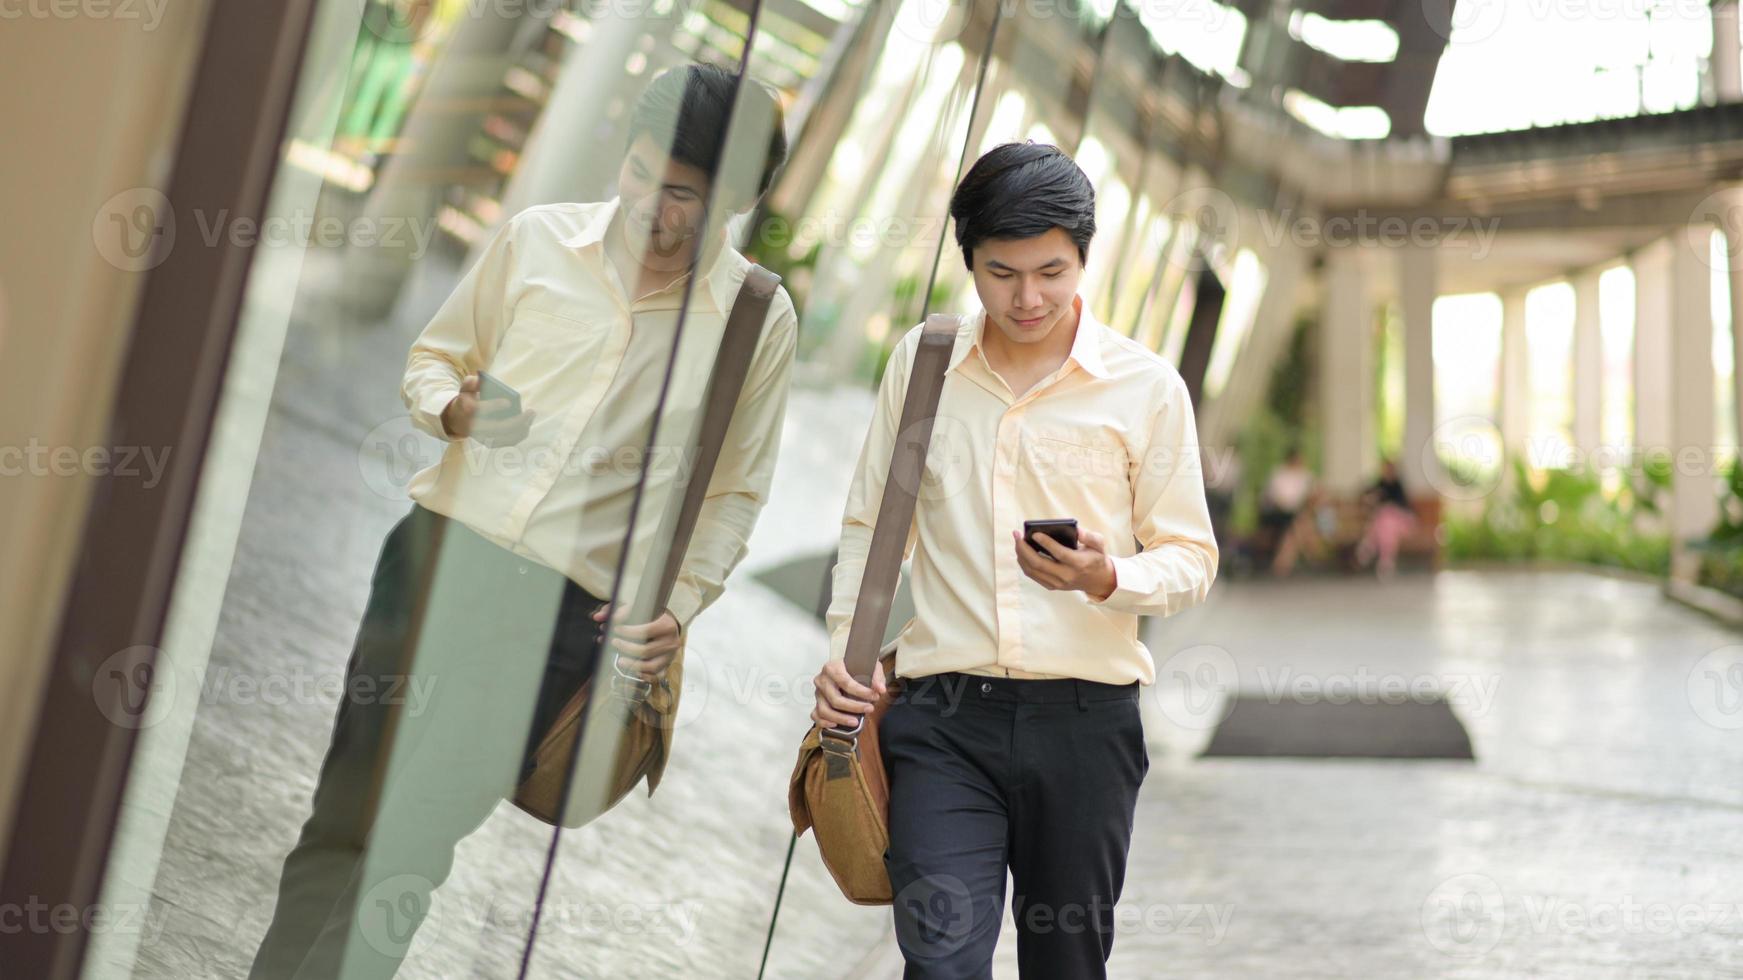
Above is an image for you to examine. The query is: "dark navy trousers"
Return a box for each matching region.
[879,670,1149,979]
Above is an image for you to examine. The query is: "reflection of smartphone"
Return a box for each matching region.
[1024,518,1079,559]
[476,370,521,418]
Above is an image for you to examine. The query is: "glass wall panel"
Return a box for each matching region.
[78,0,842,976]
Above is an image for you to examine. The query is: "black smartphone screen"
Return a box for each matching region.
[1024,518,1079,558]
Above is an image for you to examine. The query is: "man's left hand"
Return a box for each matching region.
[1013,528,1117,601]
[592,605,683,681]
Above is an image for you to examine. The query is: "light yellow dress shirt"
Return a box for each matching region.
[400,199,799,630]
[825,295,1218,685]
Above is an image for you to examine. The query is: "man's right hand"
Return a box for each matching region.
[441,373,537,446]
[811,658,888,730]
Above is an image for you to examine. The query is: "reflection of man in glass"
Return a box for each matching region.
[249,63,795,979]
[812,143,1217,978]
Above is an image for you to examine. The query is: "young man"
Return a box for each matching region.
[812,142,1218,978]
[250,64,796,979]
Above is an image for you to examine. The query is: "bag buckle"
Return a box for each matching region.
[609,661,654,704]
[820,715,863,749]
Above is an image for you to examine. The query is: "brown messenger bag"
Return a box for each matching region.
[512,264,780,828]
[786,312,961,905]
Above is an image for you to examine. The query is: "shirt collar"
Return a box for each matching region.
[559,196,739,314]
[948,293,1110,380]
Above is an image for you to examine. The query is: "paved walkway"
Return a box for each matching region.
[981,570,1743,979]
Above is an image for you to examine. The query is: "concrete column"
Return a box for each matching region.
[342,8,533,321]
[1198,238,1307,450]
[1633,239,1674,458]
[499,13,678,217]
[1727,222,1743,460]
[1714,0,1742,102]
[1571,269,1604,461]
[1499,289,1530,461]
[1398,244,1440,498]
[1669,227,1720,579]
[1319,246,1375,496]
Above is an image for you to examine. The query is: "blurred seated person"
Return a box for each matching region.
[1259,448,1314,576]
[1355,458,1415,579]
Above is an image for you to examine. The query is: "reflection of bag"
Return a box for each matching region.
[512,265,781,828]
[787,313,960,905]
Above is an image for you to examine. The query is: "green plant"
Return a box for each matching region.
[1691,457,1743,597]
[1442,457,1669,575]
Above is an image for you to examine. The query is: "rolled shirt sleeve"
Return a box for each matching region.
[400,216,519,440]
[664,299,800,632]
[1089,371,1219,618]
[824,327,923,664]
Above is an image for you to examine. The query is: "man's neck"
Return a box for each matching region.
[604,207,720,293]
[981,298,1081,379]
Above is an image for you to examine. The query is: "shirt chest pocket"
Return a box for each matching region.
[488,308,607,391]
[1023,430,1129,486]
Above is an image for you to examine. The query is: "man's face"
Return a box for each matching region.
[969,227,1083,348]
[616,132,713,259]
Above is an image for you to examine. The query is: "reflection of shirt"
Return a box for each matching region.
[400,198,799,629]
[1265,465,1313,511]
[825,295,1219,686]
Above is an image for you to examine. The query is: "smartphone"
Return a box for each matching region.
[1023,518,1079,558]
[476,370,522,419]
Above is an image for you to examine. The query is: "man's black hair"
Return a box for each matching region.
[625,62,789,209]
[949,141,1096,270]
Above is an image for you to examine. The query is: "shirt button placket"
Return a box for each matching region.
[993,409,1021,663]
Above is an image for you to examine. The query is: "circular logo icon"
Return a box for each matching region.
[357,873,440,960]
[1688,645,1743,731]
[892,0,970,44]
[92,645,178,730]
[1687,191,1742,273]
[1420,872,1505,957]
[1423,415,1504,502]
[914,414,978,505]
[662,643,711,732]
[892,872,975,960]
[1149,644,1238,731]
[361,0,442,44]
[358,415,444,501]
[1421,0,1506,44]
[93,188,175,272]
[1160,186,1239,270]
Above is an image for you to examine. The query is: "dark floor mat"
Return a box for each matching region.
[1200,696,1475,759]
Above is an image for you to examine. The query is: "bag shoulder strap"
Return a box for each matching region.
[647,264,782,612]
[841,313,962,681]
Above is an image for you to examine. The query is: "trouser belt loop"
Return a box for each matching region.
[1075,679,1089,712]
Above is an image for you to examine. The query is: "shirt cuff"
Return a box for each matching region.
[666,582,703,637]
[409,385,462,441]
[1088,553,1145,612]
